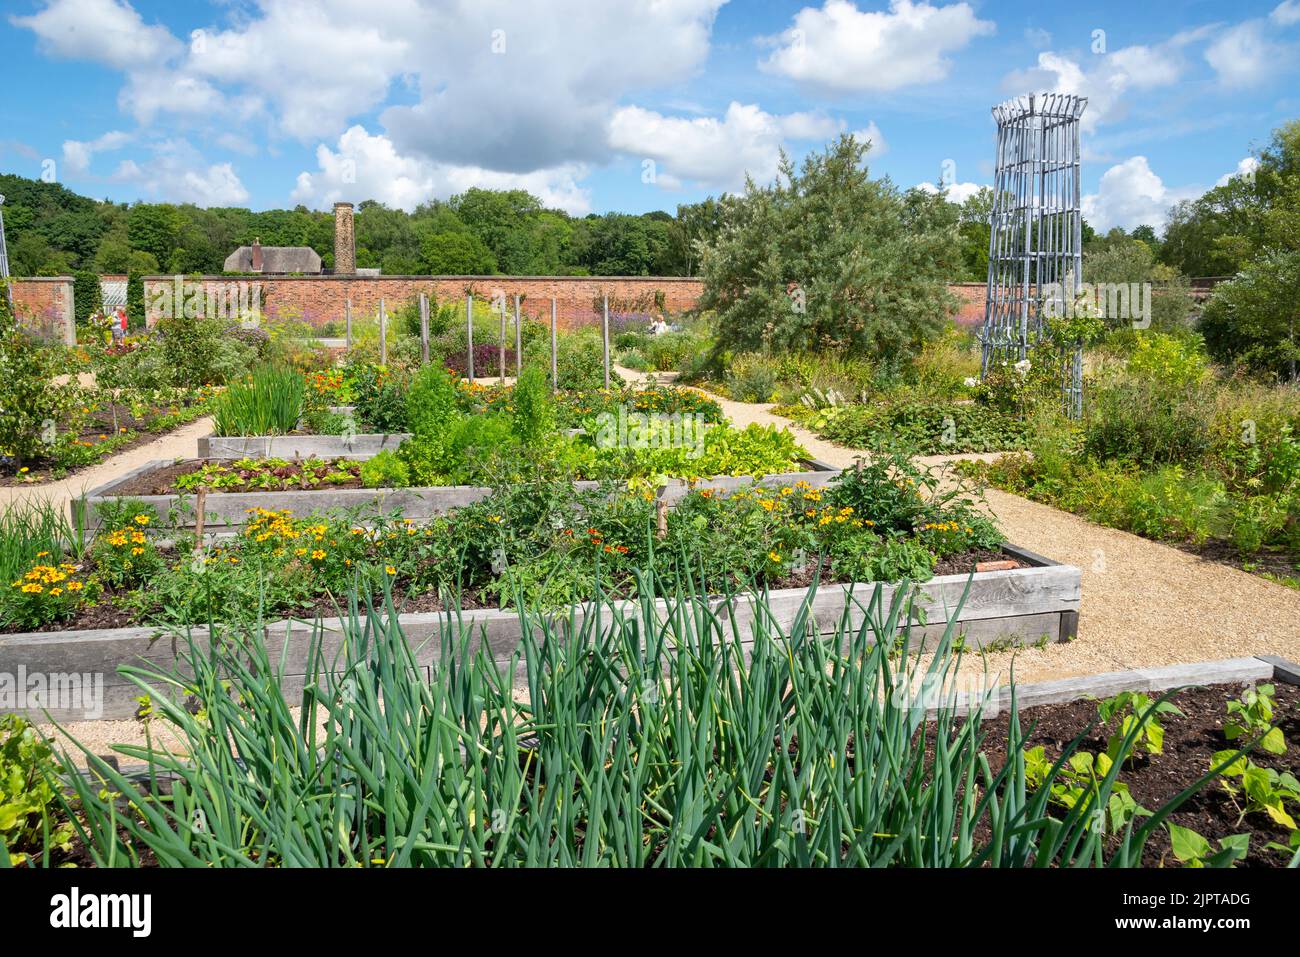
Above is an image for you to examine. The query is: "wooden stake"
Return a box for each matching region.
[602,293,610,389]
[193,487,207,561]
[656,499,667,540]
[419,292,430,365]
[466,294,475,382]
[498,295,507,384]
[514,294,522,376]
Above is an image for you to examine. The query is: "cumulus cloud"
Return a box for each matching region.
[61,130,130,175]
[1274,0,1300,25]
[607,102,859,190]
[1216,155,1261,187]
[760,0,995,93]
[290,125,591,215]
[10,0,180,69]
[916,179,983,204]
[1205,21,1286,88]
[1003,43,1185,132]
[110,140,250,207]
[1081,156,1201,232]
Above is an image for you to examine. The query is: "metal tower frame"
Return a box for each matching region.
[979,93,1087,416]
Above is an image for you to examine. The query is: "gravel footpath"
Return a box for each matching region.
[695,383,1300,685]
[0,417,214,513]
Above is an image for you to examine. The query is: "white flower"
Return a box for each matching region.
[963,377,979,388]
[1013,359,1031,376]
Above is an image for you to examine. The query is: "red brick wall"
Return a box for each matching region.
[139,274,991,332]
[143,275,707,331]
[949,283,987,326]
[10,277,74,344]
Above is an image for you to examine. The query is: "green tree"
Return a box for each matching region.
[420,230,497,274]
[698,135,958,360]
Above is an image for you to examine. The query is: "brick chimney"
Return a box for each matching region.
[251,237,263,273]
[333,202,355,275]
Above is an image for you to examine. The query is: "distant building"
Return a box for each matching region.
[224,238,322,274]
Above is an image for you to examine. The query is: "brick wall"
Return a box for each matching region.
[142,274,708,331]
[949,282,987,326]
[141,274,991,332]
[9,277,75,344]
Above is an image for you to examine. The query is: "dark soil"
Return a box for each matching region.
[110,459,366,495]
[1169,538,1300,588]
[976,682,1300,867]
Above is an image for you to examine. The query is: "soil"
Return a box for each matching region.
[975,681,1300,867]
[109,458,367,496]
[1168,538,1300,587]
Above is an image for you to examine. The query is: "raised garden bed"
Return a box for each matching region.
[197,432,410,459]
[80,456,843,530]
[0,542,1080,722]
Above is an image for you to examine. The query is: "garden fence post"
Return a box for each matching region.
[193,487,207,561]
[602,293,610,388]
[514,294,522,376]
[345,298,352,349]
[379,298,387,366]
[550,297,558,391]
[499,295,507,384]
[466,294,475,383]
[419,292,430,365]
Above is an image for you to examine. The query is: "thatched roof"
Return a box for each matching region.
[223,246,322,274]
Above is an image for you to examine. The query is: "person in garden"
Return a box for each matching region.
[112,305,127,344]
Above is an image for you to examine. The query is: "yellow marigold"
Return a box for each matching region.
[66,581,83,591]
[134,515,150,525]
[385,565,396,576]
[311,549,326,560]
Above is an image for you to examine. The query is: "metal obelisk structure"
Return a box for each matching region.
[979,93,1088,417]
[0,194,15,322]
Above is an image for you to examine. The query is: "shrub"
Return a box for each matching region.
[444,343,516,378]
[820,401,1030,455]
[524,328,618,390]
[725,354,780,403]
[360,449,411,489]
[351,362,408,433]
[1083,377,1211,467]
[154,313,256,386]
[0,329,76,467]
[698,136,958,362]
[73,270,103,326]
[511,366,557,448]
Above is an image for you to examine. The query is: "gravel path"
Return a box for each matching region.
[692,381,1300,684]
[0,417,214,513]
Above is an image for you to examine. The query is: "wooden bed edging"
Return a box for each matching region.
[0,547,1080,722]
[79,459,843,530]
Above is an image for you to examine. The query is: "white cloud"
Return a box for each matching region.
[1271,0,1300,26]
[761,0,995,93]
[849,122,888,157]
[916,180,983,204]
[1216,155,1261,187]
[119,71,233,124]
[1004,44,1185,132]
[110,140,250,207]
[61,130,130,174]
[291,125,591,215]
[10,0,180,69]
[1205,21,1284,88]
[608,102,858,190]
[1082,156,1199,232]
[1024,27,1052,49]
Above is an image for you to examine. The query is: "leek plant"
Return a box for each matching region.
[211,364,305,436]
[43,572,1226,867]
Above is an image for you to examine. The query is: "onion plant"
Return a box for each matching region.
[211,364,305,436]
[42,573,1227,867]
[0,500,87,586]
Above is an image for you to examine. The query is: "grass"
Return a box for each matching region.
[29,570,1230,868]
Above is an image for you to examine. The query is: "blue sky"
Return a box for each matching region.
[2,0,1297,232]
